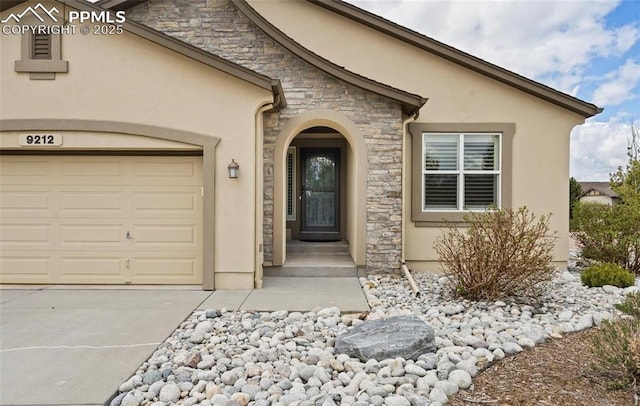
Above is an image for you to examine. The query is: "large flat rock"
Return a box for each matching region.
[335,316,436,361]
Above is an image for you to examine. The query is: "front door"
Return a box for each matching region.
[300,149,340,241]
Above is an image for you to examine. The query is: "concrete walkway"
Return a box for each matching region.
[0,277,368,406]
[202,277,369,312]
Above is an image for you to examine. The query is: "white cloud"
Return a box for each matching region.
[571,116,638,181]
[351,0,640,94]
[351,0,640,180]
[592,59,640,106]
[613,24,640,54]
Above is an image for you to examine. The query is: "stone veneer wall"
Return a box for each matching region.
[127,0,404,272]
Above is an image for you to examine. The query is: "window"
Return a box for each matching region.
[286,147,296,221]
[410,123,514,225]
[423,133,500,211]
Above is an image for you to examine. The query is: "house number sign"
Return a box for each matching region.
[19,134,63,147]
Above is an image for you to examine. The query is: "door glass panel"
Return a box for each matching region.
[302,152,338,231]
[305,155,335,189]
[305,191,336,227]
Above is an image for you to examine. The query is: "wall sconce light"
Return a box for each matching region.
[227,159,240,178]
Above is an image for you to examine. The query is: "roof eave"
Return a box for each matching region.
[308,0,601,119]
[231,0,426,116]
[0,1,26,12]
[95,0,147,11]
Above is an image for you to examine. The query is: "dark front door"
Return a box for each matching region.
[300,149,340,241]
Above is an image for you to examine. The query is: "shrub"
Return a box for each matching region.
[615,292,640,319]
[573,202,640,275]
[573,158,640,275]
[591,293,640,390]
[434,207,557,300]
[581,263,636,288]
[591,318,640,389]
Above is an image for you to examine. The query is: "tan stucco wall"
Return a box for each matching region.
[250,0,586,269]
[1,0,273,288]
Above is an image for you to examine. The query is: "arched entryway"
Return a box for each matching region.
[272,110,367,268]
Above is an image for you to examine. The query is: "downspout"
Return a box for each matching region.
[254,99,277,289]
[402,109,421,296]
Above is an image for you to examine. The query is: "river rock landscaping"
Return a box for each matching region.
[110,269,640,406]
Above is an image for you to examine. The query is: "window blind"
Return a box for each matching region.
[423,133,500,211]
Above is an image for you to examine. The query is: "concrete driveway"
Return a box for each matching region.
[0,288,211,406]
[0,278,368,405]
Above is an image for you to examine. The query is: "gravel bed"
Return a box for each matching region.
[110,270,640,406]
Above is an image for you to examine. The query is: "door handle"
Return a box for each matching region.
[126,231,133,240]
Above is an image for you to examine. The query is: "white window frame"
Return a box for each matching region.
[422,132,502,212]
[286,146,296,221]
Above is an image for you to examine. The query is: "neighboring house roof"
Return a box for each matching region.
[307,0,602,118]
[1,0,287,110]
[578,182,619,199]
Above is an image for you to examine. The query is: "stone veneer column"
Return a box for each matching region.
[127,0,404,272]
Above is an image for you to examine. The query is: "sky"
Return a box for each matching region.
[349,0,640,181]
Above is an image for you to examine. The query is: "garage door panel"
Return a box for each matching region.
[132,224,197,246]
[60,225,124,246]
[0,257,52,282]
[59,191,125,214]
[61,160,123,179]
[0,159,52,183]
[133,159,202,185]
[133,192,198,214]
[0,224,52,245]
[0,155,203,285]
[59,257,125,282]
[132,257,199,283]
[0,191,53,216]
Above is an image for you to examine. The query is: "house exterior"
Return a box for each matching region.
[0,0,601,290]
[578,182,619,205]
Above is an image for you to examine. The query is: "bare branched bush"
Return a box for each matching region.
[434,207,557,300]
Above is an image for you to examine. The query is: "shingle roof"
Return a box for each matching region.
[578,182,619,198]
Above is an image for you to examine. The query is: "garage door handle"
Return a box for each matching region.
[126,231,133,240]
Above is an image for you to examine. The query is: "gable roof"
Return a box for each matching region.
[92,0,427,116]
[578,182,619,199]
[1,0,287,109]
[308,0,602,118]
[230,0,427,116]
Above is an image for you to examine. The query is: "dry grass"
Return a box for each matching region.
[447,329,638,406]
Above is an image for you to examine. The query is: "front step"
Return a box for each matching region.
[264,252,359,277]
[286,240,349,254]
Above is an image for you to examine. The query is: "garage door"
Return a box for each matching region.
[0,155,203,285]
